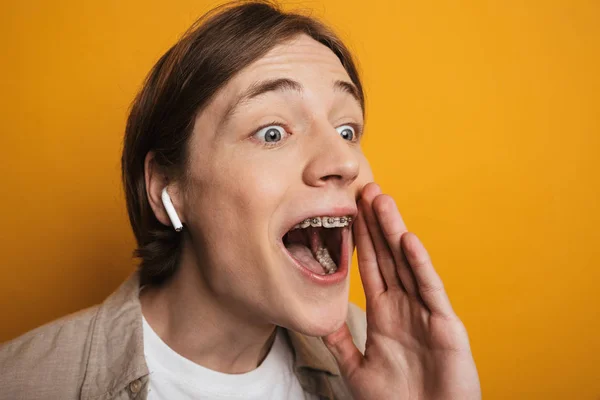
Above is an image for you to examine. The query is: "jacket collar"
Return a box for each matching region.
[285,329,339,376]
[80,271,340,399]
[80,271,148,400]
[284,330,341,400]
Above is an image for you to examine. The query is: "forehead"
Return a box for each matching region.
[241,34,350,80]
[216,34,352,105]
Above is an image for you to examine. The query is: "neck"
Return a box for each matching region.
[139,239,277,374]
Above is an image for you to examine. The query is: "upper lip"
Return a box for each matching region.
[278,204,358,239]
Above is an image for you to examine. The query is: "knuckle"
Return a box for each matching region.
[357,255,377,266]
[373,194,395,213]
[412,254,431,269]
[419,281,444,294]
[354,230,371,239]
[375,253,395,264]
[381,220,404,238]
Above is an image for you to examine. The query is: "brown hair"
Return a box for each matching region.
[122,0,365,286]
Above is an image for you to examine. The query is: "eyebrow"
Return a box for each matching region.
[221,77,363,123]
[333,80,362,107]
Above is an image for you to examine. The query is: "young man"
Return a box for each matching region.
[0,2,480,399]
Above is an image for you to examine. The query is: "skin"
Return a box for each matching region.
[324,183,481,399]
[141,34,481,398]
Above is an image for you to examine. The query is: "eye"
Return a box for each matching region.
[336,124,356,141]
[254,125,288,145]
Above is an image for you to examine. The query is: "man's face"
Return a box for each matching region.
[182,34,373,336]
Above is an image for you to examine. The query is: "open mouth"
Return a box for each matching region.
[282,216,352,276]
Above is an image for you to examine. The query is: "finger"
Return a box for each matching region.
[323,323,363,378]
[401,232,454,317]
[353,205,386,297]
[372,195,419,296]
[360,183,403,290]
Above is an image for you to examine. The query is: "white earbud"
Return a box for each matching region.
[161,187,183,232]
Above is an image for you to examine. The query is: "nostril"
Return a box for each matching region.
[303,147,360,187]
[320,174,343,182]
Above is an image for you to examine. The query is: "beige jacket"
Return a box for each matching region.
[0,272,366,400]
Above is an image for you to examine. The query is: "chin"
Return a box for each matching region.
[282,293,349,337]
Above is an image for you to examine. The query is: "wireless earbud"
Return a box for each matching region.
[161,187,183,232]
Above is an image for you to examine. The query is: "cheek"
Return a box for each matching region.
[186,154,290,255]
[229,163,291,222]
[356,152,375,188]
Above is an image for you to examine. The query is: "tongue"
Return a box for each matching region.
[286,244,327,275]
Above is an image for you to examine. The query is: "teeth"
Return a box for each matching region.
[322,217,337,228]
[316,246,337,274]
[292,216,352,230]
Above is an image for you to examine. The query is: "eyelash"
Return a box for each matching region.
[252,120,290,148]
[250,120,364,148]
[342,122,364,141]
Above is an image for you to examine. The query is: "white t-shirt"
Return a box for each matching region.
[142,316,318,400]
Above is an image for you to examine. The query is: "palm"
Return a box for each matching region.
[324,183,480,400]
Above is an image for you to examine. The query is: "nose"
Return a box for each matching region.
[302,124,360,188]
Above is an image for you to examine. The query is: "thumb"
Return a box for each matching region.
[323,323,363,378]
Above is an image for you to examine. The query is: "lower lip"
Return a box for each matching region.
[279,227,351,285]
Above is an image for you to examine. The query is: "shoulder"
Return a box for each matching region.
[346,302,367,353]
[0,305,100,399]
[0,272,148,400]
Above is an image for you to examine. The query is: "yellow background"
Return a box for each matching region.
[1,1,598,398]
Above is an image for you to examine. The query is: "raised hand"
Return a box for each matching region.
[324,183,481,400]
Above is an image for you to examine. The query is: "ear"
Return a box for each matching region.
[144,151,184,228]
